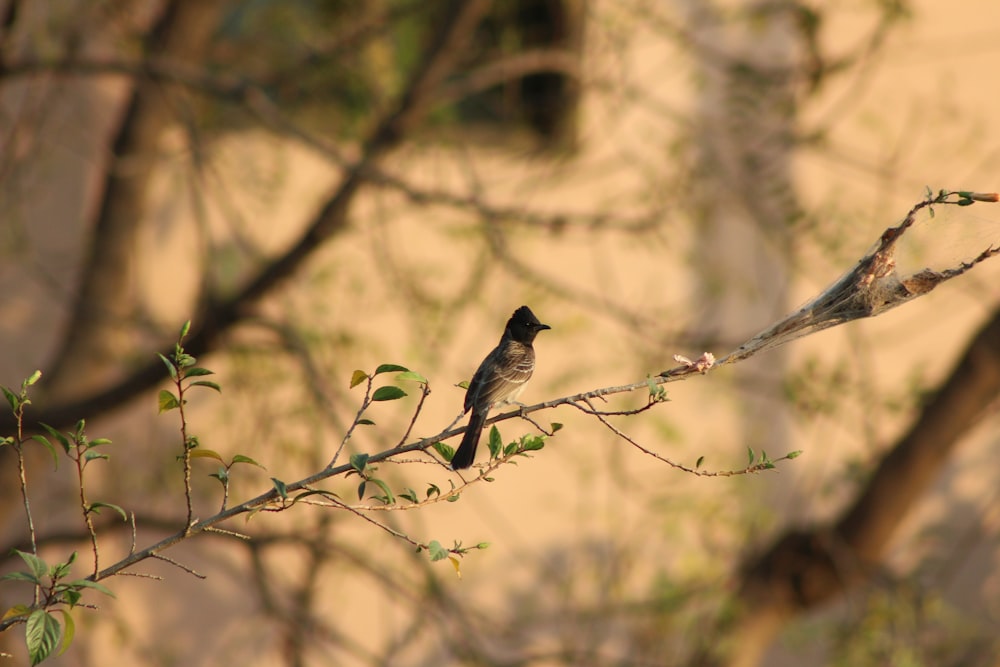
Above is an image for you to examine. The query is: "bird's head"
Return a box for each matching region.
[505,305,551,344]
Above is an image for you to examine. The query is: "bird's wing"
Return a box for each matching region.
[464,342,535,412]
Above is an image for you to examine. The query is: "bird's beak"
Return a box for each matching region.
[537,323,551,331]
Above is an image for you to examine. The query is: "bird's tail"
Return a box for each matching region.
[451,408,488,470]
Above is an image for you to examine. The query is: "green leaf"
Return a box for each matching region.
[1,571,40,585]
[157,353,178,381]
[427,540,449,562]
[2,604,31,622]
[349,370,368,388]
[521,436,545,452]
[696,455,705,469]
[487,426,502,458]
[88,502,127,521]
[369,478,395,504]
[82,451,109,462]
[14,549,47,581]
[786,450,803,459]
[374,363,409,375]
[551,422,563,433]
[26,609,61,666]
[357,418,375,426]
[395,370,428,384]
[350,453,369,473]
[191,380,221,393]
[426,483,441,499]
[179,320,191,339]
[24,370,42,387]
[184,367,214,377]
[49,551,76,581]
[39,423,71,454]
[29,435,59,469]
[456,380,470,390]
[65,578,115,598]
[399,488,418,503]
[88,438,112,446]
[271,478,288,499]
[53,609,74,656]
[746,446,755,467]
[59,588,81,607]
[2,386,19,411]
[210,469,228,484]
[158,390,180,413]
[432,442,453,460]
[231,454,265,469]
[371,386,407,401]
[357,481,366,500]
[190,449,225,463]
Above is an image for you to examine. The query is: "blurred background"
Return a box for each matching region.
[1,0,999,665]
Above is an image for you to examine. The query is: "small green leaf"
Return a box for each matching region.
[26,609,61,666]
[350,453,369,473]
[190,380,221,393]
[39,423,71,454]
[190,449,225,463]
[696,455,705,469]
[426,483,441,499]
[432,442,453,460]
[179,320,191,339]
[369,478,395,504]
[210,469,228,484]
[349,370,368,388]
[59,588,81,607]
[82,451,109,462]
[65,578,115,598]
[456,380,470,390]
[357,418,376,426]
[1,571,41,585]
[786,450,803,459]
[271,478,288,499]
[374,363,409,375]
[371,386,407,401]
[29,435,58,469]
[25,370,42,387]
[487,426,502,458]
[427,540,449,562]
[184,367,214,377]
[395,370,428,384]
[157,353,178,381]
[399,488,418,503]
[14,549,47,580]
[2,386,19,411]
[54,609,74,656]
[551,422,563,433]
[158,390,180,413]
[88,502,127,521]
[521,436,545,452]
[88,438,112,446]
[231,454,265,469]
[746,446,755,467]
[357,481,366,500]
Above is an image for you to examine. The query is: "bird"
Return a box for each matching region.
[451,305,551,470]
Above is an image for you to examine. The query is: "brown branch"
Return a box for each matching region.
[727,305,1000,667]
[3,0,493,435]
[44,0,230,402]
